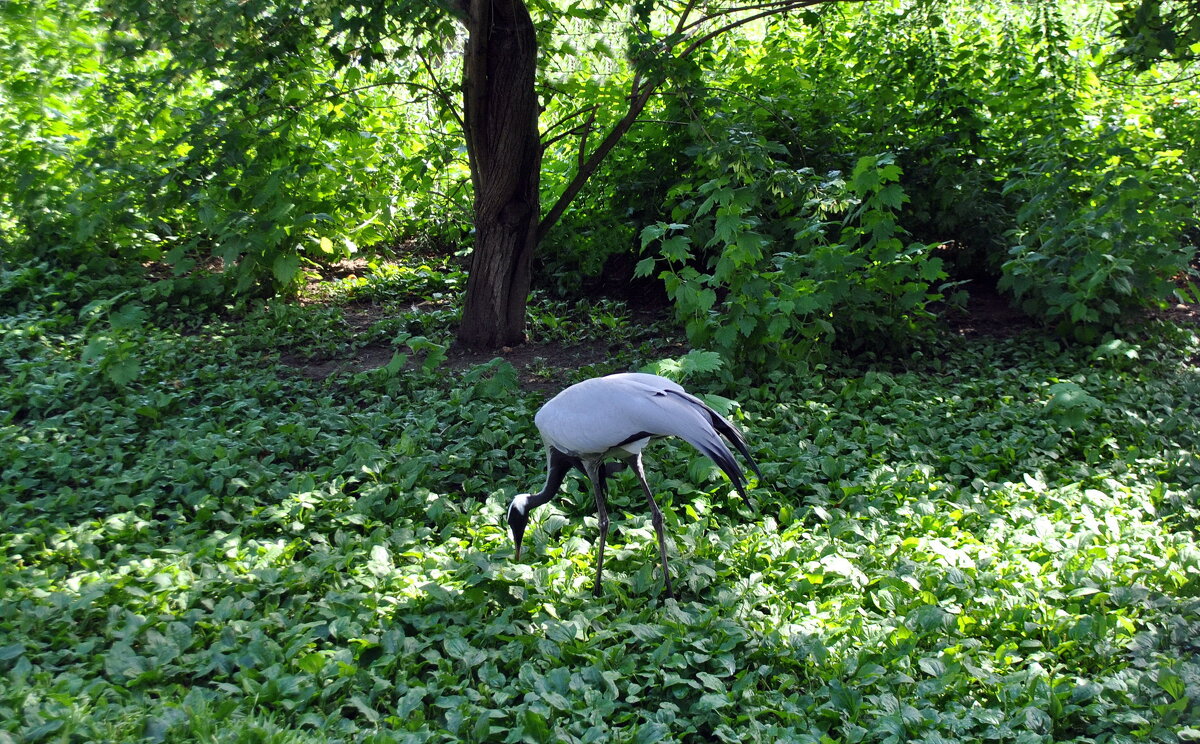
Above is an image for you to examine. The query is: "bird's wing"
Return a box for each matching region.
[535,373,688,457]
[534,373,760,499]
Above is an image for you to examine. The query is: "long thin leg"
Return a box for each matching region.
[628,455,674,599]
[584,460,610,597]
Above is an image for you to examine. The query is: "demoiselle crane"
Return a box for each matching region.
[505,372,762,598]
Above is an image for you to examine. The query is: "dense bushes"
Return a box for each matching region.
[0,1,471,296]
[574,1,1198,363]
[638,150,946,367]
[2,0,1196,362]
[1001,126,1197,340]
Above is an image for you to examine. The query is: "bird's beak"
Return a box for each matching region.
[506,506,527,562]
[511,520,526,562]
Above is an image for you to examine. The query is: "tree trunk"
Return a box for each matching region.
[457,0,541,349]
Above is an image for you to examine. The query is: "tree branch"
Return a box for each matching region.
[418,49,465,132]
[541,103,601,143]
[537,83,656,243]
[678,0,820,34]
[577,109,597,170]
[680,0,843,59]
[537,0,867,243]
[673,0,703,35]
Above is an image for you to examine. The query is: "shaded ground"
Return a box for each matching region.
[279,265,1199,386]
[940,284,1036,338]
[280,307,687,391]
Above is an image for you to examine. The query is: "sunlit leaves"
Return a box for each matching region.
[999,123,1196,340]
[643,150,945,370]
[2,0,471,298]
[1044,380,1103,429]
[5,266,1200,741]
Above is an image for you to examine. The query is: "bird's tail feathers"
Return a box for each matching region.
[690,438,747,495]
[679,428,762,516]
[664,389,764,481]
[706,412,764,482]
[648,388,763,513]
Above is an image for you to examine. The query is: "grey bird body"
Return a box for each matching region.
[506,372,762,598]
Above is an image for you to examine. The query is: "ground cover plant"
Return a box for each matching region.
[2,262,1199,743]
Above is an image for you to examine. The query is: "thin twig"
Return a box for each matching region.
[542,103,602,139]
[418,49,465,131]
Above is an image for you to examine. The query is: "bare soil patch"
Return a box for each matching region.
[941,284,1038,338]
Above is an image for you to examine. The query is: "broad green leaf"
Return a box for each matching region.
[272,254,301,285]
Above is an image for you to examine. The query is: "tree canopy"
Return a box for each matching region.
[1112,0,1200,67]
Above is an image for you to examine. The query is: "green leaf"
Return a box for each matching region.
[1159,672,1186,701]
[109,302,145,330]
[877,183,906,209]
[639,222,667,248]
[272,254,301,285]
[660,235,692,263]
[81,336,110,364]
[298,652,325,673]
[696,692,731,711]
[106,355,140,385]
[380,351,408,377]
[634,722,669,744]
[522,710,551,742]
[22,720,65,743]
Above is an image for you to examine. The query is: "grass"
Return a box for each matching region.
[1,263,1199,743]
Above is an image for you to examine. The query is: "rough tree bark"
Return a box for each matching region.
[457,0,541,349]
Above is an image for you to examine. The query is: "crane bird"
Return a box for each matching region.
[505,372,762,598]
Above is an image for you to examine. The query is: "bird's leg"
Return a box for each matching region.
[628,455,674,600]
[584,460,610,598]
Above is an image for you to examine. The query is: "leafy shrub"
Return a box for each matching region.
[1,2,471,301]
[1000,125,1198,340]
[638,150,946,369]
[318,261,466,306]
[619,1,1197,348]
[741,7,1020,266]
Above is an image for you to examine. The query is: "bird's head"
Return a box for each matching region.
[505,493,532,561]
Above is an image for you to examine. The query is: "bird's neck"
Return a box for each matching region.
[525,486,557,511]
[525,447,576,512]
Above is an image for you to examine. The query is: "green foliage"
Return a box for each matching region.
[526,296,640,345]
[5,0,1198,355]
[1000,128,1197,340]
[728,4,1026,263]
[1111,0,1200,67]
[4,266,1200,742]
[641,350,724,383]
[0,0,470,298]
[316,260,467,306]
[542,0,1198,354]
[639,152,946,370]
